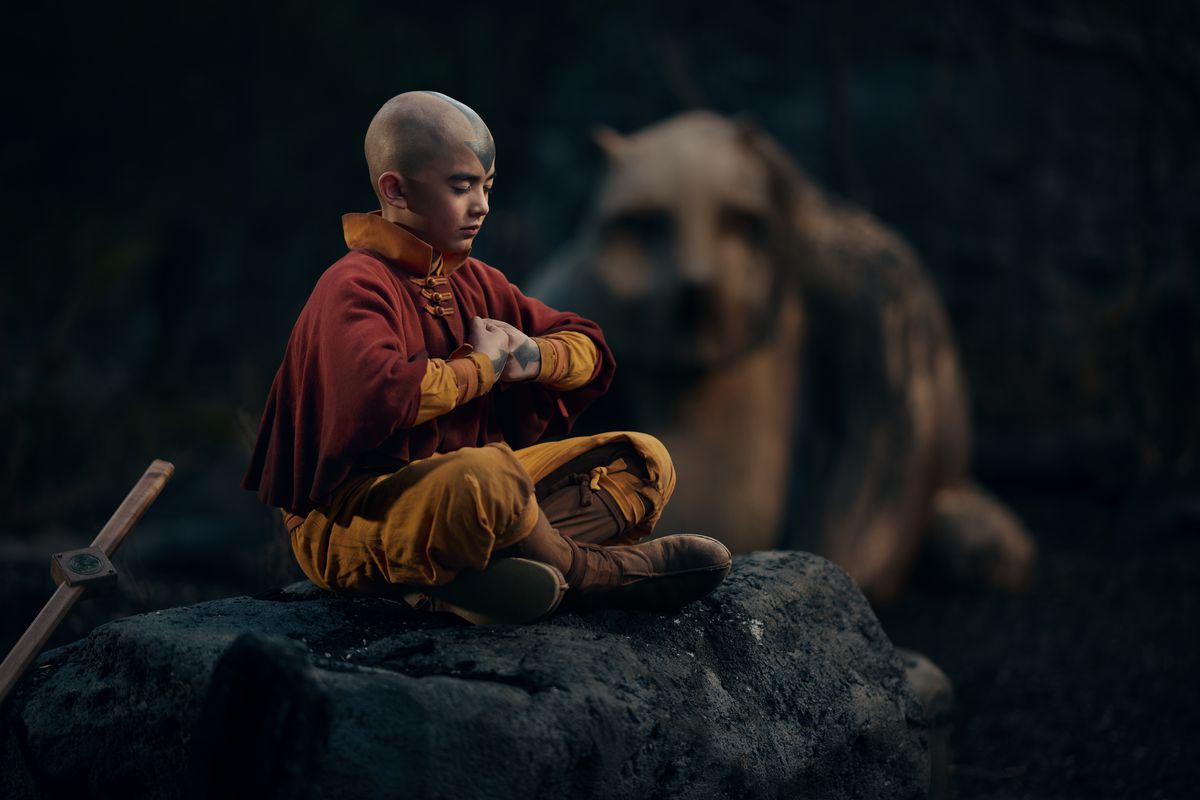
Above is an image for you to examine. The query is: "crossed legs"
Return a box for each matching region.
[287,433,730,620]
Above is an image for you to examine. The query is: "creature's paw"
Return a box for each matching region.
[924,483,1037,592]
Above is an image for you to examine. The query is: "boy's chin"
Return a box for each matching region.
[447,233,477,252]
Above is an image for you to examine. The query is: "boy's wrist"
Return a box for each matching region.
[446,351,499,404]
[469,351,499,393]
[533,337,569,385]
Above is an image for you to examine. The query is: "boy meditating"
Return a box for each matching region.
[242,91,731,624]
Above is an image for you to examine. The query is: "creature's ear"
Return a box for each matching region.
[591,126,628,161]
[731,112,818,283]
[732,112,812,223]
[732,111,759,139]
[733,113,802,184]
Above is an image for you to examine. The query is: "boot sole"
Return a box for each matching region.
[427,557,568,625]
[574,560,733,612]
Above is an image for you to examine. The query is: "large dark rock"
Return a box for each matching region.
[1,552,939,799]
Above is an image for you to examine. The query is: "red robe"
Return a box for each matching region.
[242,235,615,515]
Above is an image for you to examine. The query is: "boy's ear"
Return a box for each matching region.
[378,172,408,209]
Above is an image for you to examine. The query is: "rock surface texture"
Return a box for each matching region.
[1,552,937,800]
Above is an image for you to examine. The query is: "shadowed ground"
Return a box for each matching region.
[881,491,1200,799]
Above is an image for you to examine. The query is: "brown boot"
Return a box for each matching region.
[510,509,732,611]
[396,558,568,626]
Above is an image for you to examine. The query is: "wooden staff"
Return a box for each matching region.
[0,459,174,707]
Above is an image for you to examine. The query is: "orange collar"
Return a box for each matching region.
[342,211,471,277]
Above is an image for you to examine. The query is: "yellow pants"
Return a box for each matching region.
[288,431,675,594]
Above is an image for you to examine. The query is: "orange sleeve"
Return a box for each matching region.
[413,352,497,425]
[534,331,598,391]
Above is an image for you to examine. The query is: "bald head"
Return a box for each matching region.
[365,91,495,201]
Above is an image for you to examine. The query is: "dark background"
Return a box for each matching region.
[2,1,1197,797]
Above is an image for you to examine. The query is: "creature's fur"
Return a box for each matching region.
[531,112,1034,603]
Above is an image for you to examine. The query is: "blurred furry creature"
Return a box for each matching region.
[529,112,1034,603]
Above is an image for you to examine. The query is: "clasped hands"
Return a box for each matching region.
[467,316,541,382]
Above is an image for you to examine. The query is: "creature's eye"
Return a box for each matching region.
[483,184,493,195]
[603,210,673,245]
[452,185,471,195]
[718,207,769,242]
